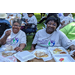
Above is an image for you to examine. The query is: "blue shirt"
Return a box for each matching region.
[0,19,12,28]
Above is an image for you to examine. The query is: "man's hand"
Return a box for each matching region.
[5,30,11,37]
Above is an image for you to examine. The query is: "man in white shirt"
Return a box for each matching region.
[22,13,37,34]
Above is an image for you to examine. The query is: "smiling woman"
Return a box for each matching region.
[31,14,75,51]
[0,18,26,52]
[12,22,21,34]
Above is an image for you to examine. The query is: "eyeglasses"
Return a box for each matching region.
[13,25,21,27]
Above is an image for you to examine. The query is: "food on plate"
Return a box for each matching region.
[59,58,64,62]
[54,48,62,52]
[35,51,48,57]
[53,48,63,54]
[2,52,14,57]
[5,46,14,51]
[60,52,66,54]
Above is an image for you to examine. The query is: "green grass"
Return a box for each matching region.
[24,13,45,50]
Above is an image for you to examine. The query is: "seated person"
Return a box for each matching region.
[0,13,12,37]
[6,13,15,21]
[22,13,28,19]
[59,13,75,29]
[6,13,16,26]
[0,18,26,52]
[31,15,75,50]
[22,13,37,34]
[21,13,28,24]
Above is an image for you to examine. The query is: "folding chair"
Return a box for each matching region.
[21,23,37,38]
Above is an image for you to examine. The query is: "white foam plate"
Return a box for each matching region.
[0,48,5,52]
[53,54,75,62]
[48,47,68,55]
[14,51,36,62]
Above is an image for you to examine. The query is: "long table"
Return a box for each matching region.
[17,50,75,62]
[2,50,75,62]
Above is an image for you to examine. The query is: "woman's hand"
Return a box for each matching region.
[14,44,25,52]
[14,47,22,52]
[5,30,11,37]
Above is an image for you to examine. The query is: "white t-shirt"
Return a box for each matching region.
[7,13,14,17]
[6,13,16,18]
[27,15,37,25]
[1,29,26,49]
[27,15,37,28]
[22,13,28,19]
[32,28,72,49]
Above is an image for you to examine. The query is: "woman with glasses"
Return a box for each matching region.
[31,14,75,51]
[0,18,26,52]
